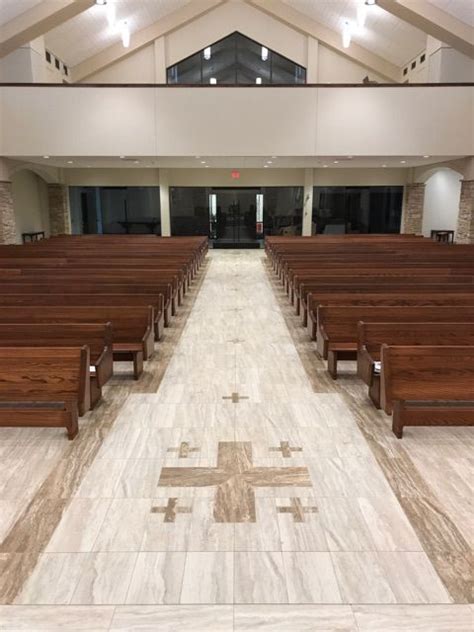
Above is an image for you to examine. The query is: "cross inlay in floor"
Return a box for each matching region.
[158,441,312,522]
[151,498,193,523]
[269,441,303,458]
[167,441,200,458]
[277,497,318,523]
[222,392,249,403]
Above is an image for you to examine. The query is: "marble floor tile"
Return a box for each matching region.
[110,605,233,631]
[353,605,473,631]
[74,459,127,499]
[0,605,114,630]
[180,552,233,604]
[46,499,111,553]
[92,499,152,552]
[234,605,357,631]
[125,552,186,604]
[234,552,289,604]
[282,552,342,603]
[70,552,137,604]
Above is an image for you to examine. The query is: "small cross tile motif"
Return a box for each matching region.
[222,392,249,404]
[227,338,245,344]
[277,498,318,523]
[167,441,200,459]
[269,441,303,458]
[151,498,192,523]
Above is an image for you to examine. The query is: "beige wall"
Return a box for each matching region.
[11,169,50,242]
[3,85,472,157]
[317,45,386,84]
[87,45,156,84]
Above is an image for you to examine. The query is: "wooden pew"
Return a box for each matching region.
[0,346,90,440]
[0,293,165,340]
[306,292,474,340]
[0,306,154,380]
[380,345,474,438]
[0,323,113,411]
[316,305,474,378]
[357,322,474,408]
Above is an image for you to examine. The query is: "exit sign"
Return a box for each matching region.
[231,170,240,179]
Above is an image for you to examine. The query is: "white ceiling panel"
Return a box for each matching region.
[0,0,43,27]
[45,0,191,67]
[284,0,426,66]
[428,0,474,27]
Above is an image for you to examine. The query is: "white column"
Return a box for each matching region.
[302,168,314,236]
[159,168,171,237]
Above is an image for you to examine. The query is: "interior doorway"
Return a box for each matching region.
[210,188,262,248]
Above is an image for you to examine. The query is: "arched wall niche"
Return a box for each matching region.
[421,166,464,238]
[10,166,52,242]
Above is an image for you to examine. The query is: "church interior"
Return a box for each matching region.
[0,0,473,630]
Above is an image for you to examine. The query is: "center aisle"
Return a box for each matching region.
[13,250,465,631]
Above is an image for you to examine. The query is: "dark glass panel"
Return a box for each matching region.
[170,187,210,236]
[312,186,403,235]
[262,187,303,236]
[166,31,306,85]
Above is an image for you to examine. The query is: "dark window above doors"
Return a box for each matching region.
[167,32,306,85]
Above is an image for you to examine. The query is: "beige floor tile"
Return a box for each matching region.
[46,499,111,553]
[74,459,127,499]
[70,552,137,604]
[283,552,342,603]
[125,552,186,604]
[0,605,114,630]
[234,552,289,604]
[331,552,397,603]
[92,499,152,552]
[110,605,233,631]
[180,552,233,604]
[353,605,473,631]
[234,605,357,631]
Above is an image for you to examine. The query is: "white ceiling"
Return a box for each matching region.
[14,155,465,169]
[285,0,426,67]
[1,0,472,70]
[429,0,474,27]
[0,0,43,27]
[45,0,191,67]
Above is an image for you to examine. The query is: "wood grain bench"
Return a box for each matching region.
[0,306,154,380]
[0,293,165,341]
[357,322,474,408]
[316,305,474,379]
[380,345,474,438]
[0,346,90,440]
[306,292,474,340]
[0,323,113,411]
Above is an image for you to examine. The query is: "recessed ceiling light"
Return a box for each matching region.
[120,155,125,159]
[271,156,277,159]
[267,161,273,164]
[423,155,430,158]
[333,160,339,164]
[323,165,328,168]
[205,165,210,168]
[43,155,49,159]
[67,160,73,164]
[400,160,406,164]
[347,156,353,159]
[210,77,217,85]
[382,164,387,168]
[264,165,269,168]
[201,161,206,164]
[95,0,107,5]
[134,160,139,164]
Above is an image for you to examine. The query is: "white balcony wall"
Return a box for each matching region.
[1,86,472,157]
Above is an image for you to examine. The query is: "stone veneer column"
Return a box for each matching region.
[0,180,17,244]
[456,180,474,244]
[401,183,425,234]
[48,184,72,236]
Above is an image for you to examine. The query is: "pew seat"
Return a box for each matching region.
[0,346,90,439]
[357,322,474,408]
[0,323,113,412]
[380,345,474,438]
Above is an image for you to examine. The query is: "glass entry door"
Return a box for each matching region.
[210,188,262,248]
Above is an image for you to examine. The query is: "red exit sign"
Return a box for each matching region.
[231,170,240,179]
